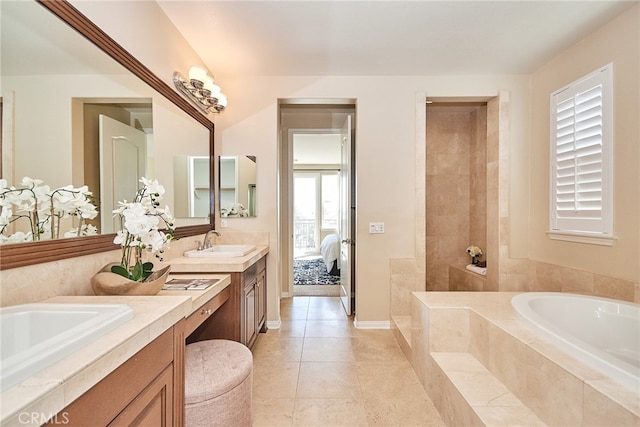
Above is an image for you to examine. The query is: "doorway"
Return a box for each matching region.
[293,136,342,297]
[278,101,356,315]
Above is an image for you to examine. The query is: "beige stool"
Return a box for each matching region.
[185,340,253,427]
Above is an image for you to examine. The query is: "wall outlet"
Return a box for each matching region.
[369,222,384,234]
[220,219,228,228]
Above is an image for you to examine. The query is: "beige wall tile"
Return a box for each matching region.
[583,383,640,426]
[429,308,470,352]
[522,347,584,426]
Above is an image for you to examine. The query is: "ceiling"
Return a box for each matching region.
[157,0,637,80]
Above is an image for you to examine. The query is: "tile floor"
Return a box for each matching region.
[251,296,445,426]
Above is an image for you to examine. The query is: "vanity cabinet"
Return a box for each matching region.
[187,255,267,348]
[45,321,185,427]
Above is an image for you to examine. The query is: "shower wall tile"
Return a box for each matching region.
[449,266,486,292]
[426,108,486,292]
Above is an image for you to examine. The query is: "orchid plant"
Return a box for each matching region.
[111,177,175,282]
[0,177,98,244]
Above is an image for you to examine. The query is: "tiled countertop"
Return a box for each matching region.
[168,245,269,273]
[0,274,231,426]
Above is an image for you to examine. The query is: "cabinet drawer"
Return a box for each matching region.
[185,287,230,337]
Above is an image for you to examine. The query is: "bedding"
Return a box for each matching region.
[320,233,340,275]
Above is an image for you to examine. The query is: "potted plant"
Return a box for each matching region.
[91,177,175,295]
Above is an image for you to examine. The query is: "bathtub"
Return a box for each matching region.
[511,292,640,391]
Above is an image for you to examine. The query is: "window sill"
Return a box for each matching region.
[546,230,615,246]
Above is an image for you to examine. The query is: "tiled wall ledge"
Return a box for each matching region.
[409,292,639,426]
[449,265,487,291]
[528,260,639,303]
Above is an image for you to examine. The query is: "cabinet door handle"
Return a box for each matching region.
[201,308,213,315]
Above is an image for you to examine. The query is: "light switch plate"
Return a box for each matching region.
[369,222,384,233]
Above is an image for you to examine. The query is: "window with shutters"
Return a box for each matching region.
[549,63,614,245]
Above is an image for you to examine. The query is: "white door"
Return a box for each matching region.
[99,115,147,233]
[339,115,353,315]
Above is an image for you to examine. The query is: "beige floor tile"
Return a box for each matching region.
[356,361,428,401]
[292,398,369,426]
[304,320,356,337]
[296,362,362,400]
[253,361,300,399]
[275,320,308,337]
[253,336,304,362]
[352,334,407,362]
[306,305,348,320]
[281,305,310,320]
[282,296,311,307]
[253,398,295,427]
[363,395,446,427]
[252,297,446,427]
[301,337,357,362]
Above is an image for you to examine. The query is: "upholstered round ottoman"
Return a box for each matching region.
[184,340,253,427]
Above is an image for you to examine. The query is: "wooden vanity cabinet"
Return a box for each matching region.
[187,255,267,348]
[46,321,185,427]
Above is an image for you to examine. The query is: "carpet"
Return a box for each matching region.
[293,258,340,285]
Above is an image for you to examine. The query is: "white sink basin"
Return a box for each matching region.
[0,303,133,392]
[184,244,256,258]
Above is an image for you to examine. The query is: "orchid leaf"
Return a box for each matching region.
[110,264,130,279]
[131,261,144,281]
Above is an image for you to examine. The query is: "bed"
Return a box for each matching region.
[320,233,340,276]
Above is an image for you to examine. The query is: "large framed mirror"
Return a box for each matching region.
[0,0,214,270]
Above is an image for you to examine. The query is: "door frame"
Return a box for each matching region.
[277,99,356,300]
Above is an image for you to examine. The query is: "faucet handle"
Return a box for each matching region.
[196,240,203,251]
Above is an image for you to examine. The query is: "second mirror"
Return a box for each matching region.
[219,156,257,217]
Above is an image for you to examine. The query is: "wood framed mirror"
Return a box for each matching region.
[0,0,214,270]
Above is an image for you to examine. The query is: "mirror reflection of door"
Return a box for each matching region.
[99,115,147,233]
[190,157,210,217]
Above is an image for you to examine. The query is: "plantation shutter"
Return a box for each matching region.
[550,64,612,235]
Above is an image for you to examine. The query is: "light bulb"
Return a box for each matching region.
[188,66,207,87]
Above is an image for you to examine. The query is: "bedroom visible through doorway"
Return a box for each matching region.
[293,135,342,296]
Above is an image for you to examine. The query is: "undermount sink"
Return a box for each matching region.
[0,303,133,392]
[184,244,256,258]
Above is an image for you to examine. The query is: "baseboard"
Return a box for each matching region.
[353,319,392,329]
[266,319,282,329]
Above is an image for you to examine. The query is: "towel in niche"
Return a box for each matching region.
[466,264,487,276]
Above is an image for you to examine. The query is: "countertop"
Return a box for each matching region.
[168,245,269,273]
[0,273,231,427]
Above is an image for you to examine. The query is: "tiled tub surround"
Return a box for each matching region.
[405,292,640,426]
[511,292,639,392]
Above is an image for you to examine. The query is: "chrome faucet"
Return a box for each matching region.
[199,230,221,250]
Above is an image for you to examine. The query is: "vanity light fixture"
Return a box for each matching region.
[173,66,227,114]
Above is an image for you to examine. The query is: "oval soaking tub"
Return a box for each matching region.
[1,303,133,392]
[511,292,639,391]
